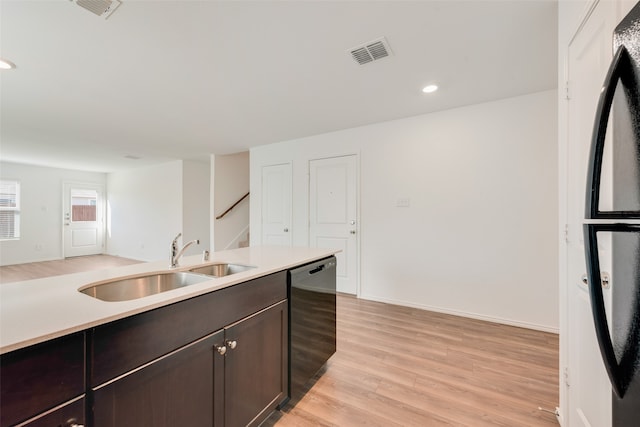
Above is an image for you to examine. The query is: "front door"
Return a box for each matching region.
[63,182,105,257]
[309,155,358,295]
[565,1,616,425]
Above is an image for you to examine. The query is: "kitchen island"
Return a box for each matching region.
[0,246,338,427]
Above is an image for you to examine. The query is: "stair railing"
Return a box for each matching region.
[215,192,250,220]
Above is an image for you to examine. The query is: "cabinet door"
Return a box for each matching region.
[0,332,85,427]
[224,301,288,427]
[92,330,224,427]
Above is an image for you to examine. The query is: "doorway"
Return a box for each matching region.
[63,182,105,258]
[564,0,616,424]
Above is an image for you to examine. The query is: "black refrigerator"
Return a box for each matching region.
[584,2,640,426]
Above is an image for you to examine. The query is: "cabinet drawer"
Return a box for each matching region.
[0,332,85,427]
[90,270,286,386]
[17,396,85,427]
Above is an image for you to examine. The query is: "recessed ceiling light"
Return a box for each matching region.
[422,84,438,94]
[0,58,16,70]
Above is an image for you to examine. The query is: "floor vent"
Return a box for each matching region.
[349,37,393,65]
[72,0,122,19]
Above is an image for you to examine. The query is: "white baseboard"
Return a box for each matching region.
[358,293,559,334]
[1,255,62,267]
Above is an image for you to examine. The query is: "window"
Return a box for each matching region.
[71,190,97,222]
[0,180,20,240]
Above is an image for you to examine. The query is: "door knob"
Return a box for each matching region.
[350,230,356,235]
[284,228,289,232]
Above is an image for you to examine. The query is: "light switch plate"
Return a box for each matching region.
[396,198,410,207]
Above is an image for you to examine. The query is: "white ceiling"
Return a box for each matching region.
[0,0,558,173]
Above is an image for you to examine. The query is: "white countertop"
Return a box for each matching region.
[0,246,337,354]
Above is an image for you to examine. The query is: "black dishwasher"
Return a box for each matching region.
[287,256,337,400]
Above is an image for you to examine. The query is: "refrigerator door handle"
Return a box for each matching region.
[584,224,626,397]
[585,45,634,219]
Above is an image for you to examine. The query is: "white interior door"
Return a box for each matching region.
[63,182,105,257]
[261,163,292,246]
[566,1,616,425]
[309,155,358,295]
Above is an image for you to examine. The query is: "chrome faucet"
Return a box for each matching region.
[170,233,200,268]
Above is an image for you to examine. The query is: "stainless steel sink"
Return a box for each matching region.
[79,272,211,302]
[188,263,255,277]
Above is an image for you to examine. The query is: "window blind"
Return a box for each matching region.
[0,180,20,239]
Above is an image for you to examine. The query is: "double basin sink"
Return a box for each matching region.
[79,263,255,302]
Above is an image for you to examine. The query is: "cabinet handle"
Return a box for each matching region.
[226,340,237,350]
[216,345,227,355]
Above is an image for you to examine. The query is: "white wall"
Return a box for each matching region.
[251,90,559,331]
[106,161,183,262]
[183,159,211,256]
[106,160,211,262]
[0,162,106,266]
[212,152,250,251]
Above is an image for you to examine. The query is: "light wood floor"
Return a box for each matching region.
[0,254,141,284]
[0,256,559,426]
[266,296,559,427]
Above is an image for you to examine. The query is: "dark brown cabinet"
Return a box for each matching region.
[92,330,225,427]
[91,301,287,427]
[89,271,288,427]
[224,301,288,427]
[0,332,85,427]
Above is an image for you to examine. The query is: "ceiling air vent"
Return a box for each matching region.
[349,37,393,65]
[72,0,122,19]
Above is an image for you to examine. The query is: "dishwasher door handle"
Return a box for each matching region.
[308,264,325,275]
